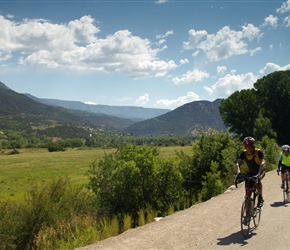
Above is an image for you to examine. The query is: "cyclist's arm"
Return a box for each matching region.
[236,158,243,174]
[257,150,266,176]
[277,154,282,171]
[257,158,266,176]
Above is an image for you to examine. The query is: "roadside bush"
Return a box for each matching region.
[0,177,96,250]
[257,135,280,169]
[177,132,237,203]
[88,144,184,222]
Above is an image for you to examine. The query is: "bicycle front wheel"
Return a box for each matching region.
[241,199,250,237]
[283,180,289,203]
[253,207,261,228]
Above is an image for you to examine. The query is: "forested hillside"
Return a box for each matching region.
[125,99,226,136]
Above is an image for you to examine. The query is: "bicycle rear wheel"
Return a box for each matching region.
[241,199,250,237]
[253,207,261,228]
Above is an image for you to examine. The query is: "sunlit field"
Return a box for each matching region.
[0,146,192,202]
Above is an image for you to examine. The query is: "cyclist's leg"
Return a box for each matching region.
[281,165,286,188]
[245,178,252,212]
[284,167,290,202]
[256,174,264,207]
[242,182,251,227]
[245,177,252,196]
[257,182,264,207]
[257,181,262,196]
[286,167,290,190]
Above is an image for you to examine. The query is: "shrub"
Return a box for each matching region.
[47,143,66,152]
[0,177,96,249]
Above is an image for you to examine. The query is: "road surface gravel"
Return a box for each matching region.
[75,170,289,249]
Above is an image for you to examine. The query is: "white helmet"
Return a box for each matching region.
[282,145,290,151]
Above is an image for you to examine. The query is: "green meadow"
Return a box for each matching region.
[0,146,192,202]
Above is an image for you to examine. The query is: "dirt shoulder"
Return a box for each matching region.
[75,170,281,250]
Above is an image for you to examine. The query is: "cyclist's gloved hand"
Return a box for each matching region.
[236,173,243,179]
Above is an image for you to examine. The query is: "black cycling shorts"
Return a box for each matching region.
[245,171,265,189]
[281,164,290,174]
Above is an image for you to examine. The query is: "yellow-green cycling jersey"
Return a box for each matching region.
[278,153,290,170]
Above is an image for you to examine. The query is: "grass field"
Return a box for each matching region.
[0,146,192,202]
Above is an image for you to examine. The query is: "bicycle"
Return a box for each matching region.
[277,169,290,203]
[235,174,262,237]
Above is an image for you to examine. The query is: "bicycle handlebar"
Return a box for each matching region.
[234,174,259,188]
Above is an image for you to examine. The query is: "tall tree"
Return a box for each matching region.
[254,70,290,144]
[219,89,259,138]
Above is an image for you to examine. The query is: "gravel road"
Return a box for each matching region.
[75,170,288,250]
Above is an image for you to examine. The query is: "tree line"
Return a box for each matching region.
[219,70,290,145]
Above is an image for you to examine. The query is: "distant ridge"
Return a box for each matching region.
[1,81,227,138]
[0,81,136,133]
[125,99,227,136]
[25,94,171,121]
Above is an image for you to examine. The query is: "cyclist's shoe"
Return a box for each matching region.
[281,183,284,189]
[258,196,264,207]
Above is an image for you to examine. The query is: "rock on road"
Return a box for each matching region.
[75,170,289,250]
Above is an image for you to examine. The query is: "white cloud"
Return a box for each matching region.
[217,66,227,75]
[157,39,166,46]
[155,91,200,108]
[259,62,290,75]
[192,50,200,57]
[6,14,14,19]
[183,29,207,49]
[135,93,149,106]
[156,30,174,39]
[283,16,290,27]
[179,58,189,65]
[156,30,173,47]
[0,51,12,62]
[204,72,257,98]
[262,15,278,28]
[248,47,262,56]
[183,24,262,61]
[277,0,290,14]
[118,97,134,102]
[204,86,214,96]
[83,101,97,105]
[0,15,98,51]
[0,15,178,79]
[68,15,100,43]
[172,69,210,84]
[155,0,168,4]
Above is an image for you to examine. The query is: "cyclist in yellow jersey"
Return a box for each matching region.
[277,145,290,189]
[236,136,266,208]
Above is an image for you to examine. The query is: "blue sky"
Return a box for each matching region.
[0,0,289,110]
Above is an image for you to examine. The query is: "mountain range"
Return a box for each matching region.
[0,81,227,138]
[25,94,171,121]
